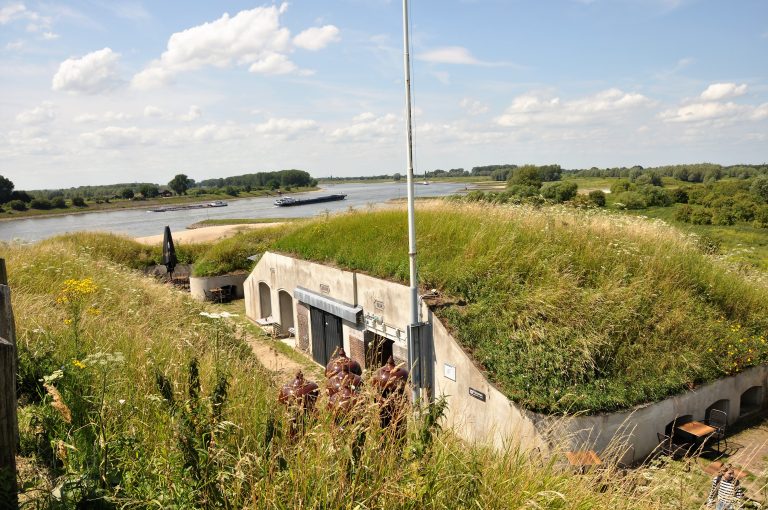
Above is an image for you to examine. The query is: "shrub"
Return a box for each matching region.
[751,175,768,203]
[609,180,633,194]
[754,205,768,228]
[507,166,543,188]
[71,196,86,207]
[30,198,52,210]
[225,186,239,197]
[613,191,647,210]
[8,199,27,211]
[587,190,606,207]
[670,188,689,204]
[637,185,672,207]
[690,207,713,225]
[120,188,135,199]
[673,204,692,222]
[51,196,67,208]
[507,185,540,198]
[541,181,578,203]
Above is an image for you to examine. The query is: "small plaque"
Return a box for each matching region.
[319,283,330,294]
[374,299,385,311]
[443,363,456,381]
[469,387,486,402]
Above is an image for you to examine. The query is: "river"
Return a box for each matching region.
[0,182,467,242]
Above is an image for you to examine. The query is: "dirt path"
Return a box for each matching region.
[242,329,308,379]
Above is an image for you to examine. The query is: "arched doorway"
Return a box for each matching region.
[278,290,295,336]
[258,282,272,319]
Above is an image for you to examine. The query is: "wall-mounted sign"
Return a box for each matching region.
[443,363,456,381]
[319,283,330,295]
[374,299,385,311]
[469,387,486,402]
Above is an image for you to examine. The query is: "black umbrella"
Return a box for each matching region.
[162,226,178,277]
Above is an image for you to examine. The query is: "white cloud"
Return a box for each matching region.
[0,3,26,24]
[752,103,768,121]
[73,113,98,124]
[16,101,55,125]
[132,4,333,88]
[0,2,52,32]
[460,97,489,115]
[248,53,296,75]
[417,46,507,67]
[52,48,122,94]
[80,126,151,148]
[329,113,398,142]
[143,105,166,118]
[496,88,651,127]
[188,124,248,143]
[254,118,317,138]
[293,25,340,50]
[42,31,58,40]
[700,82,748,101]
[660,101,746,123]
[4,40,24,51]
[180,105,201,122]
[74,111,131,123]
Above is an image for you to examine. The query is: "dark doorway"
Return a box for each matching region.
[309,307,343,366]
[364,331,394,369]
[258,282,272,319]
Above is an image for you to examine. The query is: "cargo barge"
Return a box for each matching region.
[274,194,347,207]
[149,200,228,212]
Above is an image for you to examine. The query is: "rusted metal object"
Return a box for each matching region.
[278,371,319,412]
[372,356,409,430]
[371,356,408,396]
[327,370,362,397]
[325,347,362,378]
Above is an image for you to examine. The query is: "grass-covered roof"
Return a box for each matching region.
[271,202,768,414]
[46,201,768,414]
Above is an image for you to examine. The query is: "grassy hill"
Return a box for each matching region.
[271,202,768,413]
[3,232,709,508]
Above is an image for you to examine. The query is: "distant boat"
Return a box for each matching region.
[274,194,347,207]
[149,200,228,212]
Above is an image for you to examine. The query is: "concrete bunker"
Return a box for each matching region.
[740,386,763,417]
[705,399,730,423]
[258,282,272,319]
[278,290,295,336]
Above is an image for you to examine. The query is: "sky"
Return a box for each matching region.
[0,0,766,189]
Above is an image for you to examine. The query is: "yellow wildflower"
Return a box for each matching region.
[72,359,86,369]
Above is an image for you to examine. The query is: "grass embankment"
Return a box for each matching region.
[272,202,768,413]
[4,235,695,508]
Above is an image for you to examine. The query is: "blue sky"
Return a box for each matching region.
[1,0,766,189]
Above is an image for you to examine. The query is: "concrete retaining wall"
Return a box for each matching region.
[189,273,248,301]
[244,252,768,460]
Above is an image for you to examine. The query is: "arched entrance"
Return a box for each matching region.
[278,290,295,336]
[258,282,272,319]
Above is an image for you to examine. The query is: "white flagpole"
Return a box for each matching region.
[402,0,420,404]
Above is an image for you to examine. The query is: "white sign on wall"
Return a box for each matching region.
[443,363,456,381]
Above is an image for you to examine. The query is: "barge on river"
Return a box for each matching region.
[149,200,228,213]
[274,194,347,207]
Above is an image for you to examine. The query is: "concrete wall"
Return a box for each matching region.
[189,273,248,301]
[244,252,768,461]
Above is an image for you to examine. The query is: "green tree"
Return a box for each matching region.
[751,175,768,203]
[72,196,86,207]
[507,165,542,188]
[393,173,402,181]
[588,190,606,207]
[541,181,578,203]
[120,188,135,199]
[0,175,14,204]
[138,183,160,198]
[168,174,193,195]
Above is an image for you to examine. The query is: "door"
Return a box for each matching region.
[309,307,343,366]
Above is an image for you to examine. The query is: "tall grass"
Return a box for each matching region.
[4,233,703,508]
[273,202,768,413]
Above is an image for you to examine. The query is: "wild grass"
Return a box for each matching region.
[191,225,289,277]
[273,202,768,413]
[4,234,711,508]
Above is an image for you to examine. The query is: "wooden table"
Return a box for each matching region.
[677,421,716,438]
[566,450,602,469]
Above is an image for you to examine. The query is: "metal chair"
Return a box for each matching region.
[704,409,727,451]
[656,433,693,459]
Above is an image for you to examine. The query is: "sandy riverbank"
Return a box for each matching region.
[134,223,283,245]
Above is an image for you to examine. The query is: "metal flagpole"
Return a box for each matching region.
[402,0,420,404]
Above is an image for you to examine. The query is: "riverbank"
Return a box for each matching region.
[0,186,318,222]
[134,223,284,245]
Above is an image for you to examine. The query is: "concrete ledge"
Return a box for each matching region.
[189,273,248,301]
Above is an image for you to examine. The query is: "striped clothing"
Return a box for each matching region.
[706,474,744,508]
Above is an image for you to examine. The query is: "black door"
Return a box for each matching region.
[309,307,343,366]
